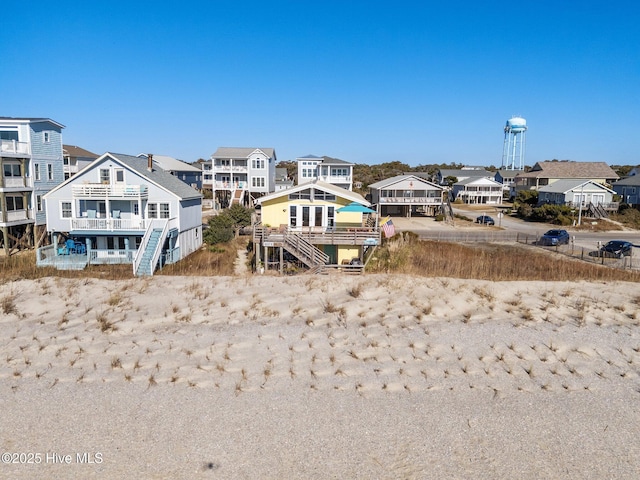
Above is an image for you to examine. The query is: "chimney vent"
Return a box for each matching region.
[147,154,153,171]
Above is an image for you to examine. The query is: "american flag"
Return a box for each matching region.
[381,217,395,238]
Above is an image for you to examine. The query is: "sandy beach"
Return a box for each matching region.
[1,274,640,479]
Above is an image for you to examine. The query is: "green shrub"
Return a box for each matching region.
[203,205,253,245]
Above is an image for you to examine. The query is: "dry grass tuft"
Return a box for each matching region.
[1,291,18,316]
[368,236,640,282]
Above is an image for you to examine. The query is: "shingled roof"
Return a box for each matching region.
[517,161,619,180]
[211,147,276,159]
[63,145,99,158]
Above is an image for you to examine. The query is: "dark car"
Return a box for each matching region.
[589,240,634,258]
[539,229,570,246]
[476,215,495,226]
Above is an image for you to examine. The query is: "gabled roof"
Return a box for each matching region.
[516,161,619,180]
[495,169,520,177]
[0,117,65,129]
[320,156,353,166]
[438,168,492,178]
[454,176,502,186]
[296,155,353,166]
[613,175,640,186]
[538,179,614,194]
[136,153,202,173]
[257,180,369,205]
[45,153,202,200]
[63,145,99,158]
[369,174,443,190]
[211,147,276,159]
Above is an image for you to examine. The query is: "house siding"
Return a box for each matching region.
[29,122,64,226]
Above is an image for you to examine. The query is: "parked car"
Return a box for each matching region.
[476,215,495,226]
[588,240,634,258]
[539,229,570,246]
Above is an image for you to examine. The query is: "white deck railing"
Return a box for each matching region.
[379,196,443,204]
[0,209,32,222]
[70,218,148,231]
[0,140,30,155]
[72,184,148,198]
[2,177,32,188]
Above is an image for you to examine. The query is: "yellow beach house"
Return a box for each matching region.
[253,180,380,274]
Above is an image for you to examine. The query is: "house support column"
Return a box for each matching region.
[53,233,59,256]
[1,227,8,255]
[255,240,261,271]
[279,246,283,275]
[263,244,268,272]
[86,238,92,264]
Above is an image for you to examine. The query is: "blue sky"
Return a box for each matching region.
[2,1,639,166]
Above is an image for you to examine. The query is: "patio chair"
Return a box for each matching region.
[65,239,77,254]
[87,209,96,218]
[74,241,86,255]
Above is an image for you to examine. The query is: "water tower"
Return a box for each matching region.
[501,116,527,170]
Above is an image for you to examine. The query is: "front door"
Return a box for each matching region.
[323,245,337,264]
[591,194,605,206]
[298,206,325,229]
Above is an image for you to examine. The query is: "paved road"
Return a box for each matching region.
[392,209,639,255]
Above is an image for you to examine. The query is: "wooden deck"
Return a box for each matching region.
[255,226,381,246]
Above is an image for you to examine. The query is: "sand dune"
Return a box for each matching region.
[1,274,640,478]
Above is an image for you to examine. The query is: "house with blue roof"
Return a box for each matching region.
[39,152,202,275]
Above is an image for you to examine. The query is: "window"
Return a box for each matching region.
[159,203,170,219]
[100,169,110,184]
[36,195,43,212]
[47,164,53,180]
[6,196,24,211]
[115,169,124,183]
[43,132,50,143]
[148,203,158,219]
[134,203,139,216]
[289,205,297,227]
[3,163,21,177]
[252,159,265,169]
[289,189,311,200]
[0,130,19,141]
[252,177,265,188]
[61,202,72,218]
[327,207,335,228]
[331,168,348,177]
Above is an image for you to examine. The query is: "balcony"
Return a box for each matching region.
[69,217,150,231]
[0,140,30,156]
[212,164,248,173]
[213,180,248,190]
[1,177,33,189]
[318,175,351,184]
[380,195,443,204]
[0,209,33,224]
[72,184,148,199]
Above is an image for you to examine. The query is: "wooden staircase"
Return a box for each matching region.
[231,189,245,205]
[586,202,608,219]
[254,226,329,273]
[135,228,164,276]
